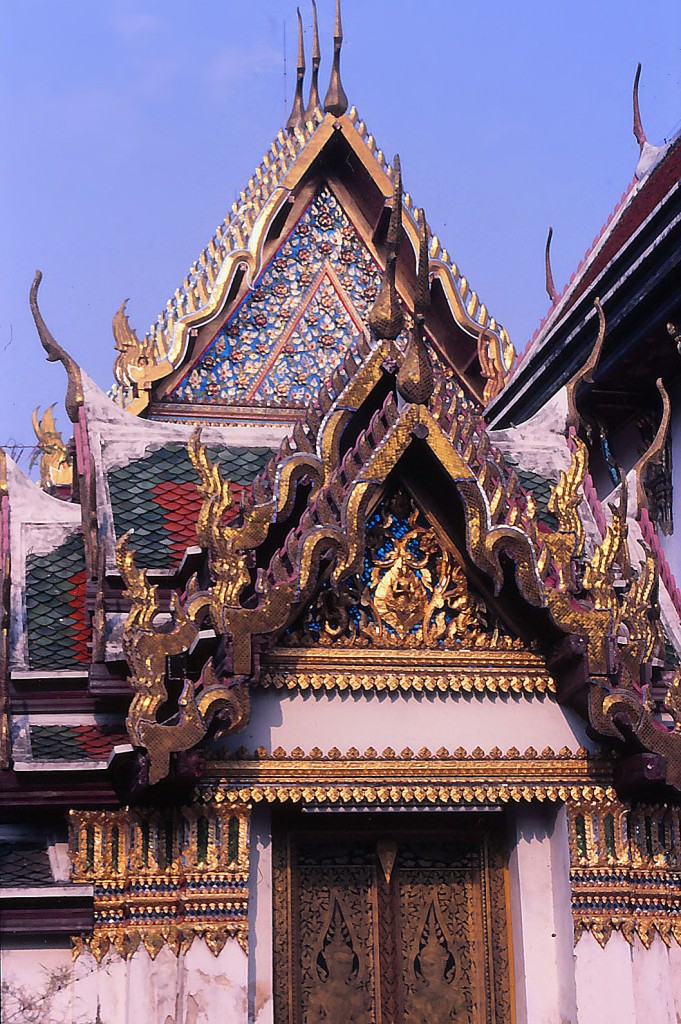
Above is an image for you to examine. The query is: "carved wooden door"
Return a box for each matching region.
[273,818,513,1024]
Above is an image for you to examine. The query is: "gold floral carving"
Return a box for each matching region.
[31,404,72,490]
[69,805,250,961]
[567,798,681,948]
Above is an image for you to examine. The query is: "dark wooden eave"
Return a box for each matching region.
[488,138,681,432]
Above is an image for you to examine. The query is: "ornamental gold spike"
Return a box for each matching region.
[565,298,607,433]
[545,226,558,303]
[29,270,84,423]
[323,0,348,117]
[632,377,670,518]
[397,212,433,405]
[633,62,646,148]
[583,474,629,615]
[31,404,72,491]
[303,0,321,120]
[544,437,588,585]
[286,8,306,132]
[112,300,151,388]
[368,154,404,341]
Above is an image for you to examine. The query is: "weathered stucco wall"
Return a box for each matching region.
[1,937,247,1024]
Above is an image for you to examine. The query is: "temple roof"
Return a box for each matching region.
[110,107,515,419]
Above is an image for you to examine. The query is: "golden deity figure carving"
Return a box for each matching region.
[286,490,523,651]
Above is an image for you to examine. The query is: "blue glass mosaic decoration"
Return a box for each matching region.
[167,188,383,407]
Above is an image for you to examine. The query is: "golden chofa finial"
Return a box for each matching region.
[633,62,647,150]
[29,270,84,423]
[545,226,558,303]
[632,62,669,180]
[368,154,404,341]
[323,0,348,117]
[397,212,434,406]
[304,0,321,120]
[31,404,73,492]
[286,8,306,132]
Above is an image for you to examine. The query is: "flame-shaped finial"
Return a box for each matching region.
[632,63,669,181]
[323,0,348,117]
[304,0,321,120]
[286,8,306,132]
[633,62,646,148]
[29,270,84,423]
[367,155,404,340]
[545,226,558,303]
[396,213,434,406]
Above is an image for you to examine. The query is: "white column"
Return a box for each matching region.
[508,804,578,1024]
[248,805,274,1024]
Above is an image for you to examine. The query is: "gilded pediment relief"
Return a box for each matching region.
[283,489,524,653]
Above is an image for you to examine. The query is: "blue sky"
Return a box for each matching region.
[1,0,679,462]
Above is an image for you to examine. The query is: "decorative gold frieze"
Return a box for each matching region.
[200,745,613,809]
[262,646,555,695]
[69,805,250,961]
[567,798,681,948]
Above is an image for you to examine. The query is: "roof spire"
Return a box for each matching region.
[286,8,306,132]
[368,155,404,340]
[304,0,321,120]
[397,211,434,406]
[632,62,669,181]
[323,0,348,117]
[29,270,84,423]
[633,62,646,148]
[545,226,558,303]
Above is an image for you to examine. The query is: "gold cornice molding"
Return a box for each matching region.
[261,645,556,695]
[200,745,613,807]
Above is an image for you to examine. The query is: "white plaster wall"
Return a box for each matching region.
[508,804,577,1024]
[225,686,594,756]
[574,931,681,1024]
[0,937,247,1024]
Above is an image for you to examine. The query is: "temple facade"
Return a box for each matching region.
[2,6,681,1023]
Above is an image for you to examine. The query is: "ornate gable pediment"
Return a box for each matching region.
[161,188,389,416]
[283,487,524,654]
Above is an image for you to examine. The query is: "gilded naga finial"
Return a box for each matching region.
[565,297,607,434]
[29,271,84,423]
[31,404,73,492]
[632,63,669,180]
[368,154,404,341]
[286,8,306,132]
[304,0,321,120]
[397,212,434,406]
[112,299,152,388]
[633,62,646,150]
[545,226,558,303]
[323,0,348,117]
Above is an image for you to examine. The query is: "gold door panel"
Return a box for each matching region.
[273,817,514,1024]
